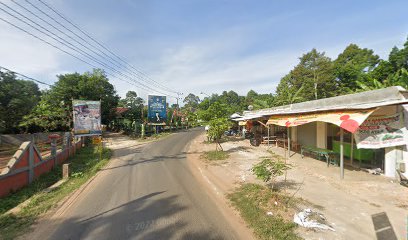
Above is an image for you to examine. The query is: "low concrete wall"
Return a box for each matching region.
[0,134,83,198]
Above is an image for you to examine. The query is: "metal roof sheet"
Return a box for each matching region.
[242,86,408,120]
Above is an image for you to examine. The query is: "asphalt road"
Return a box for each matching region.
[45,128,241,240]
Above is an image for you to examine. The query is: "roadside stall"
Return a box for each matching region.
[239,86,408,180]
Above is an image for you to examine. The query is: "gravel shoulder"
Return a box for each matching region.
[186,132,408,240]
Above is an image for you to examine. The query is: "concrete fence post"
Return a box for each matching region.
[28,141,34,184]
[62,163,70,179]
[49,134,60,167]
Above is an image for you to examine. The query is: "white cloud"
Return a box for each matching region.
[150,39,300,98]
[0,21,62,86]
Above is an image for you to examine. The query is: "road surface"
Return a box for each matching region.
[37,129,242,240]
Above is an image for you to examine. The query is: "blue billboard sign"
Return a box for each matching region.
[148,95,167,125]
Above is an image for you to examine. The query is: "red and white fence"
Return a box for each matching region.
[0,133,83,198]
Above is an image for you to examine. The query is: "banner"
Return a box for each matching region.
[73,100,102,136]
[354,112,408,149]
[148,95,167,125]
[267,109,376,133]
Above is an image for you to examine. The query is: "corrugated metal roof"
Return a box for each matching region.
[242,86,408,120]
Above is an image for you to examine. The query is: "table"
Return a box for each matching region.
[261,136,277,145]
[301,145,339,167]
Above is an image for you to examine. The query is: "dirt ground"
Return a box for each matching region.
[187,133,408,240]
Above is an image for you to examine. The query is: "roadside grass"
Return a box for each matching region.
[0,146,111,240]
[227,183,301,240]
[201,150,230,161]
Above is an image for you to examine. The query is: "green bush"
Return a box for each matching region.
[252,157,291,190]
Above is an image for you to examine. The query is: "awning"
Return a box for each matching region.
[266,108,377,133]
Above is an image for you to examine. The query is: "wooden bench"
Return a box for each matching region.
[261,136,277,145]
[301,145,339,167]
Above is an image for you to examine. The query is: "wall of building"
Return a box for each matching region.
[297,122,317,146]
[316,122,327,149]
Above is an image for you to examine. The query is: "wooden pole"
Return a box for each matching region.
[350,133,354,167]
[267,125,270,148]
[287,127,291,159]
[340,128,344,179]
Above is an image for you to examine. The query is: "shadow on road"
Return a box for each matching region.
[47,190,224,240]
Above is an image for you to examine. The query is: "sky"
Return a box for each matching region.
[0,0,407,105]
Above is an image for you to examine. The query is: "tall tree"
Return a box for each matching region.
[21,69,119,132]
[274,74,306,105]
[334,44,379,93]
[361,37,408,91]
[290,49,337,100]
[119,91,144,121]
[183,93,200,112]
[0,71,41,133]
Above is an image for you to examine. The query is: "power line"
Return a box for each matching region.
[35,0,180,94]
[21,0,175,95]
[0,3,163,95]
[0,65,52,86]
[0,3,177,97]
[0,16,159,95]
[11,0,126,71]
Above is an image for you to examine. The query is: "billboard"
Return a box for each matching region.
[73,100,102,136]
[148,95,167,125]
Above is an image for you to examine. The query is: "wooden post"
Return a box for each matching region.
[340,128,344,179]
[267,125,270,148]
[99,138,103,161]
[350,133,354,167]
[287,127,291,159]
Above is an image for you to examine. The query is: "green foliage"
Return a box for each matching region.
[290,49,337,100]
[21,69,119,132]
[208,117,230,151]
[274,74,306,105]
[252,157,291,188]
[202,150,229,161]
[334,43,380,93]
[198,101,230,122]
[183,93,200,112]
[0,71,41,133]
[227,183,301,240]
[118,91,144,121]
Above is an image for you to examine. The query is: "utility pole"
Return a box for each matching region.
[175,92,183,129]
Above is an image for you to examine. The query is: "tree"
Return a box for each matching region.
[290,49,337,100]
[0,71,41,133]
[274,74,306,106]
[183,93,200,112]
[359,37,408,91]
[334,44,380,93]
[357,68,408,91]
[198,101,229,122]
[369,60,394,83]
[21,69,119,132]
[208,118,230,151]
[119,91,144,121]
[252,156,292,190]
